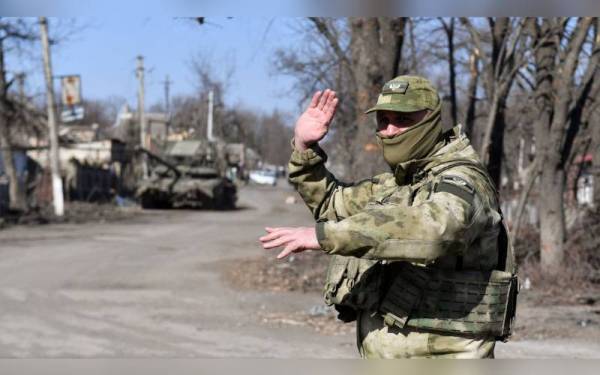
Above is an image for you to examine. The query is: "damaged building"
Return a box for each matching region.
[26,123,128,204]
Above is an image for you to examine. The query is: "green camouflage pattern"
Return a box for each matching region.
[365,75,440,113]
[378,264,516,338]
[289,127,500,266]
[288,125,509,358]
[358,312,495,359]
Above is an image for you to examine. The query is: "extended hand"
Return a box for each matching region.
[259,226,321,259]
[294,89,338,151]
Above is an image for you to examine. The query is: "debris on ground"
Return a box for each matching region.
[1,201,141,229]
[222,251,328,293]
[115,195,138,207]
[223,252,600,342]
[222,251,357,336]
[576,295,599,306]
[510,290,600,342]
[514,207,600,305]
[258,310,355,336]
[308,304,332,317]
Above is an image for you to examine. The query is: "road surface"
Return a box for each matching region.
[1,184,599,358]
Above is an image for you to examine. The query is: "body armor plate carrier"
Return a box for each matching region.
[323,161,518,341]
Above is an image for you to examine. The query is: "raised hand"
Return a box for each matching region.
[294,89,338,151]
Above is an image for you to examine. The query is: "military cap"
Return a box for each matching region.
[365,75,440,113]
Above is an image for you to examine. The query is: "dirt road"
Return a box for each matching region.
[1,184,599,358]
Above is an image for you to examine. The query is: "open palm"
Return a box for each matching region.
[294,89,338,150]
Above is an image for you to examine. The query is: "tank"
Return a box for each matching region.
[135,140,237,209]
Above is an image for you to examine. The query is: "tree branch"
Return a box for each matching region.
[308,18,353,70]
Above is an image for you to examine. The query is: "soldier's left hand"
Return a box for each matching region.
[259,226,321,259]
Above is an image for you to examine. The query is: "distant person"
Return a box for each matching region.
[259,75,518,358]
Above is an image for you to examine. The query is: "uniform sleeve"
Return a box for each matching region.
[288,140,380,221]
[315,182,485,263]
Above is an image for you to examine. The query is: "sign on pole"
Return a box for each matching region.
[60,75,81,106]
[60,75,84,123]
[60,106,85,123]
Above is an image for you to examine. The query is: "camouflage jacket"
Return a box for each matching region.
[289,126,502,271]
[288,126,518,338]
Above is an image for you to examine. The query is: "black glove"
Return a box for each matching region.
[334,304,357,323]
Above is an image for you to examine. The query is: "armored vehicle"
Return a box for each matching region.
[136,140,237,209]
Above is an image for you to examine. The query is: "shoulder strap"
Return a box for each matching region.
[428,158,517,274]
[430,159,498,193]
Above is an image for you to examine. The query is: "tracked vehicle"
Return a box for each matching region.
[136,140,237,209]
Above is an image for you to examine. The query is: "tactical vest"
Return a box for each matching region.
[323,160,518,340]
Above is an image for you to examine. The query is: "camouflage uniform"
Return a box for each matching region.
[288,76,517,359]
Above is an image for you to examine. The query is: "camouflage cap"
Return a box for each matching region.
[365,75,440,114]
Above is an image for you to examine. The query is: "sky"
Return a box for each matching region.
[6,17,307,120]
[4,0,598,17]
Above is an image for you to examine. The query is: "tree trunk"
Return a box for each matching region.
[477,18,519,187]
[441,18,458,127]
[539,165,566,270]
[349,18,405,178]
[488,100,507,186]
[513,158,539,238]
[533,18,559,270]
[567,19,600,209]
[533,17,593,271]
[0,37,26,212]
[593,120,600,208]
[464,51,479,139]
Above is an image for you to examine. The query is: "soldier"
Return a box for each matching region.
[259,75,518,359]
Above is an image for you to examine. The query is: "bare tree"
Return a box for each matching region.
[273,17,600,277]
[563,19,600,185]
[252,110,294,166]
[167,61,293,166]
[439,17,458,127]
[276,18,406,179]
[73,98,118,129]
[531,17,596,271]
[589,56,600,209]
[348,17,407,177]
[461,17,531,186]
[275,19,355,177]
[0,18,38,212]
[463,34,481,139]
[593,116,600,209]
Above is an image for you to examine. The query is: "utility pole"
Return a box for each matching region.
[16,73,26,102]
[162,75,172,137]
[136,55,147,177]
[163,74,172,115]
[39,17,64,217]
[207,89,214,142]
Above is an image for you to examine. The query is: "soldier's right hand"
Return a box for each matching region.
[294,89,338,151]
